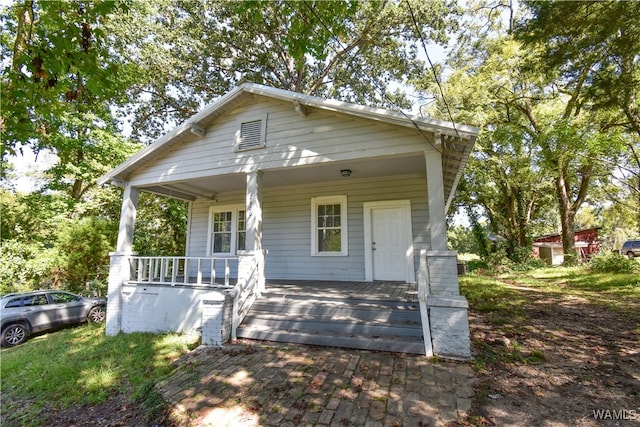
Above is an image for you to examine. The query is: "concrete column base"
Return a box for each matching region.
[105,252,136,336]
[424,251,471,360]
[426,250,459,296]
[202,293,233,346]
[428,296,471,360]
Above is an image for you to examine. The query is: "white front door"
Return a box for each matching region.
[364,200,415,282]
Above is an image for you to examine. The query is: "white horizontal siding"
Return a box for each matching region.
[128,97,432,186]
[186,174,430,282]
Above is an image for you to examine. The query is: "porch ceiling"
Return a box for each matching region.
[142,154,427,201]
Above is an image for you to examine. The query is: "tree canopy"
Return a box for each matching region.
[1,0,639,293]
[417,0,639,262]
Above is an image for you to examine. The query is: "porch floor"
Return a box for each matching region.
[263,279,419,302]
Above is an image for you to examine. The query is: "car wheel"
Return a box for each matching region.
[2,324,29,346]
[88,306,106,323]
[627,251,635,260]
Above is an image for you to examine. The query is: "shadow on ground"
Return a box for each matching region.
[156,341,475,426]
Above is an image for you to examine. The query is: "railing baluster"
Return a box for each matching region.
[171,257,177,284]
[183,258,188,285]
[225,258,230,287]
[197,258,203,285]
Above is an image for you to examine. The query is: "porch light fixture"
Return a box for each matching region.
[340,169,352,177]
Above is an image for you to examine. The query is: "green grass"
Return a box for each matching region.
[512,267,640,321]
[459,266,640,370]
[462,266,640,314]
[0,323,199,426]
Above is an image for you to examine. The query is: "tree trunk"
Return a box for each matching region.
[556,168,577,265]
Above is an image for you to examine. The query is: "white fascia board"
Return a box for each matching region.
[445,134,478,213]
[242,83,480,139]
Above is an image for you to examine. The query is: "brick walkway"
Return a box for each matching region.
[156,341,476,426]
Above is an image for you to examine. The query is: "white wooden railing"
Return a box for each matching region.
[128,256,237,287]
[418,249,434,357]
[231,251,264,341]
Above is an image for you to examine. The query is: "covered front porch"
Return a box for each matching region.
[103,159,472,359]
[110,250,470,359]
[100,83,476,359]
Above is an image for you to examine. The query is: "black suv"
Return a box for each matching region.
[621,239,640,259]
[0,290,106,346]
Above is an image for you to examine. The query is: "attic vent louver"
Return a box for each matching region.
[238,120,263,150]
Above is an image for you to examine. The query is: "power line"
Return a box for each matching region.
[299,0,441,152]
[405,0,461,142]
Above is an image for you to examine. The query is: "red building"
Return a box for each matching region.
[532,227,600,265]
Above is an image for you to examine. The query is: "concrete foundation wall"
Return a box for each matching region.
[120,285,232,335]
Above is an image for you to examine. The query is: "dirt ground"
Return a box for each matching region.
[38,280,639,427]
[464,281,640,427]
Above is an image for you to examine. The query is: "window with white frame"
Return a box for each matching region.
[208,206,246,255]
[311,195,348,256]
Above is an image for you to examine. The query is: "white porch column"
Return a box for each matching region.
[245,171,265,292]
[424,149,447,251]
[245,171,263,251]
[106,184,139,336]
[422,149,471,359]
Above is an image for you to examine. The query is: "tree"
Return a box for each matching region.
[516,0,640,236]
[1,1,140,208]
[133,193,188,256]
[416,34,557,260]
[417,0,628,264]
[112,0,459,141]
[54,217,114,293]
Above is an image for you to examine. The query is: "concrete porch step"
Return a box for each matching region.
[247,300,420,324]
[236,284,425,355]
[237,315,423,337]
[236,324,425,355]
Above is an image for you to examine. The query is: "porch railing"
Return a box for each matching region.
[418,249,434,357]
[231,251,264,341]
[128,256,237,287]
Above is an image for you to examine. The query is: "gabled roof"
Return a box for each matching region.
[98,82,479,208]
[98,82,479,185]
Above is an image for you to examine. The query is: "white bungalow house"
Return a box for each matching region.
[99,83,479,359]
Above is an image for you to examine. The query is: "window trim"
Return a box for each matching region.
[234,114,268,152]
[207,205,247,256]
[311,195,348,256]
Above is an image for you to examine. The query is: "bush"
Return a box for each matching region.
[478,246,547,274]
[483,248,514,274]
[0,240,58,294]
[510,247,547,271]
[466,259,487,271]
[55,218,114,294]
[589,251,640,274]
